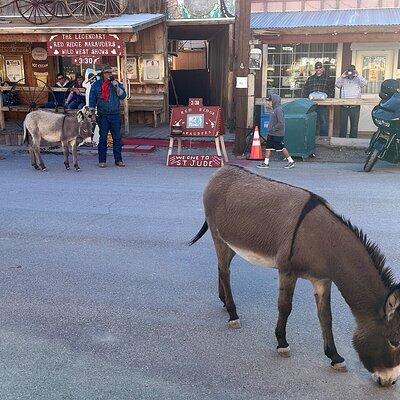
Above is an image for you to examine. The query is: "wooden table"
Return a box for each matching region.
[313,98,379,138]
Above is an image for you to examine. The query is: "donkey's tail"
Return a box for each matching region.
[189,220,208,246]
[23,120,30,144]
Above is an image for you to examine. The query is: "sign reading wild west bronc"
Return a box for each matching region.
[47,33,124,64]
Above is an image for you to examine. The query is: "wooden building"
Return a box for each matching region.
[251,0,400,143]
[167,0,235,127]
[0,1,167,135]
[0,0,239,142]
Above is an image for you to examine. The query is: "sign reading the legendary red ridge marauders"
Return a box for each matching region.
[47,34,124,63]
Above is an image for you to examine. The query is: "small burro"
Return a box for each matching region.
[190,165,400,387]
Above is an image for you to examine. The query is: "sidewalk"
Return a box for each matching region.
[0,141,368,164]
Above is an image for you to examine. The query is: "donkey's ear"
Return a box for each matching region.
[385,290,400,321]
[77,110,84,122]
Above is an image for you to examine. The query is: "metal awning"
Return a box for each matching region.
[0,13,165,34]
[251,8,400,30]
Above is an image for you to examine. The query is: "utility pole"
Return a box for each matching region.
[233,0,251,156]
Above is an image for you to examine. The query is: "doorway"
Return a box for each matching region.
[167,22,234,124]
[353,47,397,133]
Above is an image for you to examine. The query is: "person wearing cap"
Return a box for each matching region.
[89,65,127,167]
[302,61,335,137]
[335,65,367,138]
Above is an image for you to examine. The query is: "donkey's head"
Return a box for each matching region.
[353,286,400,386]
[76,106,94,139]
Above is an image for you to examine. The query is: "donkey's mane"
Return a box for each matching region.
[229,165,396,289]
[329,213,395,289]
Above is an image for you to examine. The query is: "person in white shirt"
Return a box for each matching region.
[335,65,367,138]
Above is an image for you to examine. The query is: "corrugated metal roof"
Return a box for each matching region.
[90,13,165,31]
[0,13,165,34]
[251,8,400,30]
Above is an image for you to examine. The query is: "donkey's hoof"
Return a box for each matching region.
[228,319,241,329]
[277,346,291,358]
[75,167,81,172]
[41,167,47,172]
[32,165,40,170]
[331,361,347,372]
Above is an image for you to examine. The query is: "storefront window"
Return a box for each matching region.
[266,43,337,98]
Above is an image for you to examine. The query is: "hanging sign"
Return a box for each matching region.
[47,34,124,61]
[0,42,31,53]
[31,46,49,73]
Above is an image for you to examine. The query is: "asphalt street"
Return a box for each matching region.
[1,149,400,400]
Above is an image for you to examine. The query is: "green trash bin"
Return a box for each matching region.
[281,99,317,158]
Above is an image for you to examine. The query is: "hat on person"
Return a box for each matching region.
[102,65,113,73]
[315,61,323,69]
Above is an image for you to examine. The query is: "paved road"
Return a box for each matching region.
[1,150,400,400]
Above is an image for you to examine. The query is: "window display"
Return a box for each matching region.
[266,43,337,98]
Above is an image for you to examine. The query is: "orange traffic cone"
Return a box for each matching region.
[248,126,264,160]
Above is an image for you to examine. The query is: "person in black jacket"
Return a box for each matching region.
[302,61,335,136]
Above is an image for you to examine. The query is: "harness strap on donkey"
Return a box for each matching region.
[289,195,320,261]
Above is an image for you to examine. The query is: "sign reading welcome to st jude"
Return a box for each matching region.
[47,33,124,64]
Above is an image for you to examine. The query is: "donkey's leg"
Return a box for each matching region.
[275,271,297,357]
[29,144,39,170]
[32,141,46,171]
[62,141,70,170]
[71,139,80,171]
[218,248,236,307]
[212,235,239,328]
[311,279,346,372]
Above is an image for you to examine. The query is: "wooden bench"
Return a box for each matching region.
[128,94,164,128]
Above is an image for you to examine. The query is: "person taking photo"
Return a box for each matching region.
[335,65,367,138]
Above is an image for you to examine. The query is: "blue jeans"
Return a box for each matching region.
[98,113,122,163]
[316,105,328,136]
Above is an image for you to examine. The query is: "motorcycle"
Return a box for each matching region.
[364,79,400,172]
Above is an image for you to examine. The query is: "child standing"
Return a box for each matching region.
[257,93,295,169]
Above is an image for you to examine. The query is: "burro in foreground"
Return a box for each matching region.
[190,165,400,386]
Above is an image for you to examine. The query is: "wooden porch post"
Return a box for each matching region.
[121,51,129,136]
[233,0,251,156]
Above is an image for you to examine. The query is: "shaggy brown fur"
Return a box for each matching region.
[191,165,400,386]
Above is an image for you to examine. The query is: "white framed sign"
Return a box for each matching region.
[141,54,164,83]
[5,56,24,83]
[126,56,139,81]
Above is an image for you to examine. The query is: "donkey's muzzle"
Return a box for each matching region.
[376,376,397,387]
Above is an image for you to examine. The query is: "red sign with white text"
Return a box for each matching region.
[168,155,223,168]
[170,98,224,137]
[47,33,124,63]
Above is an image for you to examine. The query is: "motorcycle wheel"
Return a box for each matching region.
[364,149,380,172]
